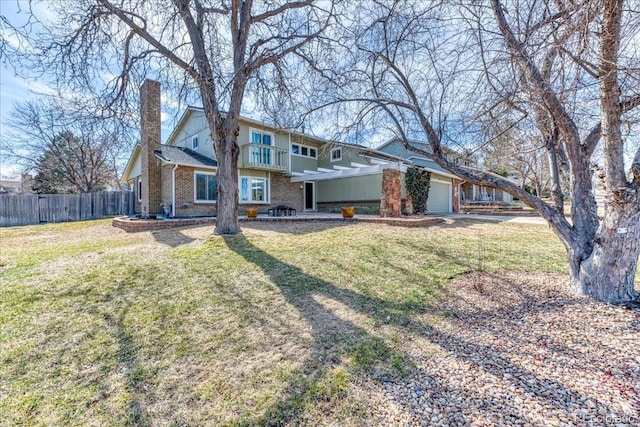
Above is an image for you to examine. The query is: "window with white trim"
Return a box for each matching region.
[251,129,273,145]
[239,176,269,203]
[250,129,274,165]
[194,171,217,202]
[137,177,142,202]
[292,143,317,158]
[330,147,342,162]
[191,135,199,150]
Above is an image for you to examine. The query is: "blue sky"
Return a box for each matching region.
[0,1,180,179]
[1,1,51,178]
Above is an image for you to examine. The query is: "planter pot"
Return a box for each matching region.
[341,207,355,218]
[246,208,258,219]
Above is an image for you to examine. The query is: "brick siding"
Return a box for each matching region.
[239,173,303,214]
[112,215,443,232]
[169,166,217,217]
[140,80,162,216]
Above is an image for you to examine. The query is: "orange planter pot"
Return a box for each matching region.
[341,207,355,218]
[246,208,258,219]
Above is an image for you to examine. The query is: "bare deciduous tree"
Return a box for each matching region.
[319,0,638,303]
[2,97,129,193]
[14,0,333,234]
[481,121,555,196]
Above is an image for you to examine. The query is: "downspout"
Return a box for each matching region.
[172,163,178,217]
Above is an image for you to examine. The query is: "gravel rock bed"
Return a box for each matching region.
[369,272,639,426]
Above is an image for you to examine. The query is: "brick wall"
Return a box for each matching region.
[238,173,302,214]
[112,215,444,233]
[160,164,173,215]
[269,174,303,212]
[169,166,217,217]
[140,80,162,217]
[380,168,401,217]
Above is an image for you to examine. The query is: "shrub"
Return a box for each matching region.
[405,167,431,213]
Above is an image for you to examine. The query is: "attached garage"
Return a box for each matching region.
[427,179,452,213]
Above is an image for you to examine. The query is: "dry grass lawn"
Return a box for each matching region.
[1,218,637,426]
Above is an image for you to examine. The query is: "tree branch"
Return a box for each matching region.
[97,0,198,79]
[490,0,582,155]
[251,0,313,24]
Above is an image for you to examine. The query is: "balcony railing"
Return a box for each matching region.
[240,143,288,172]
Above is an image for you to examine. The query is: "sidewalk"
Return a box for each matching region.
[445,213,550,225]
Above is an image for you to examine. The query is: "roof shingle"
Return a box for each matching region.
[154,146,218,169]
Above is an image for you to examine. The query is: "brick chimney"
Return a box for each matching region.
[140,79,162,217]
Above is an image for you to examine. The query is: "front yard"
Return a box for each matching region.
[1,219,638,426]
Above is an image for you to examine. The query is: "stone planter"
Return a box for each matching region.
[341,207,355,218]
[246,208,258,219]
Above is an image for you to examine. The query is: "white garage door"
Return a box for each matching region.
[428,180,451,213]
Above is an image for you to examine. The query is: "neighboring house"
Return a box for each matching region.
[122,80,421,218]
[0,175,33,195]
[0,180,21,195]
[377,138,514,208]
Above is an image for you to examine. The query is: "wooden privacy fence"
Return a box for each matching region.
[0,191,134,227]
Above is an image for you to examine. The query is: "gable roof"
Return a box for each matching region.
[121,144,142,183]
[405,156,458,178]
[376,138,434,156]
[165,106,202,146]
[154,146,218,169]
[377,137,519,184]
[376,138,457,177]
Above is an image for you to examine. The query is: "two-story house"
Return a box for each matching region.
[122,81,422,218]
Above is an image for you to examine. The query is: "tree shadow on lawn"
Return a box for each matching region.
[101,297,151,427]
[240,220,355,236]
[151,228,196,248]
[222,234,621,426]
[240,216,489,236]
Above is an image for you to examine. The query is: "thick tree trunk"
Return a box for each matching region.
[569,200,640,303]
[214,131,240,235]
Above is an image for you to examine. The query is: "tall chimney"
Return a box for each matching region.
[140,79,162,217]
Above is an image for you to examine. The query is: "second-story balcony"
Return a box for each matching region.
[240,143,288,172]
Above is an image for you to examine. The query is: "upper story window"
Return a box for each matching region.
[291,143,317,159]
[453,157,470,166]
[194,171,217,202]
[251,129,273,146]
[330,147,342,162]
[192,135,199,150]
